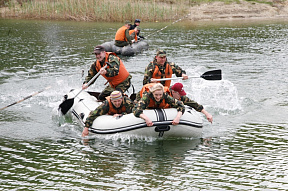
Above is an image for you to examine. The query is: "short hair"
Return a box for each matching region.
[149,83,164,93]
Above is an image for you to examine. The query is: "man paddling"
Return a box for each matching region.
[143,50,188,87]
[170,83,213,123]
[82,45,132,101]
[82,91,134,137]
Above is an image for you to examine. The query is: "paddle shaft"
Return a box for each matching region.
[155,76,200,82]
[76,64,108,98]
[59,63,111,115]
[0,86,51,111]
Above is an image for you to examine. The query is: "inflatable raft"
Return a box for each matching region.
[101,40,149,56]
[60,89,203,138]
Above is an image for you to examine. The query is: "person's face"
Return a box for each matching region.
[95,51,106,62]
[152,90,163,102]
[111,98,123,108]
[125,24,131,28]
[135,22,140,26]
[171,90,181,100]
[156,55,166,66]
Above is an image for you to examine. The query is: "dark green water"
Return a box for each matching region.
[0,18,288,190]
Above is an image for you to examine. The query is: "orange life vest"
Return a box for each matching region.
[139,83,171,98]
[147,94,170,109]
[95,52,130,88]
[129,30,137,42]
[115,26,128,41]
[106,96,126,115]
[152,63,173,87]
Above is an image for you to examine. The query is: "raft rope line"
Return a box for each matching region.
[145,13,191,39]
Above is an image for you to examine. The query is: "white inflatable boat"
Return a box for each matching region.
[60,89,203,138]
[101,40,149,56]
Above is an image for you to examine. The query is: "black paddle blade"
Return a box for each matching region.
[201,69,222,80]
[130,93,136,101]
[59,98,74,115]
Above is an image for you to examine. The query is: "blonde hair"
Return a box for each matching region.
[149,83,164,93]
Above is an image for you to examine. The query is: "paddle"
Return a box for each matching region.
[59,64,109,115]
[154,69,222,81]
[0,86,51,111]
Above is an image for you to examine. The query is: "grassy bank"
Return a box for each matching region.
[0,0,282,22]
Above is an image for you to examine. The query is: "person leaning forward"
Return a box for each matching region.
[115,21,136,47]
[135,82,213,123]
[82,45,132,101]
[170,83,213,123]
[135,82,170,103]
[143,50,188,87]
[133,83,185,127]
[129,19,144,39]
[129,27,140,43]
[82,91,134,137]
[129,19,140,30]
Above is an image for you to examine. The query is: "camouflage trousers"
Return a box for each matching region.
[98,75,132,100]
[114,40,130,47]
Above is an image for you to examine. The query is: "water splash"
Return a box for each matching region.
[185,68,242,115]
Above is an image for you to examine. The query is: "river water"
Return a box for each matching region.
[0,18,287,190]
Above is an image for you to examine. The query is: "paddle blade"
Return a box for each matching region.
[130,93,136,101]
[59,98,74,115]
[201,69,222,80]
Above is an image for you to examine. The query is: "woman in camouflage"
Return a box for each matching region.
[133,83,185,127]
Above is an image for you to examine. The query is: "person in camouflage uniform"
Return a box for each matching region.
[115,21,136,47]
[143,50,188,87]
[133,83,185,127]
[170,83,213,123]
[82,45,132,101]
[82,91,134,137]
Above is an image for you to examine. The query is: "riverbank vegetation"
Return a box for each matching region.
[0,0,285,22]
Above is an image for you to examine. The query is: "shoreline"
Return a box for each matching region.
[188,0,288,22]
[1,0,288,22]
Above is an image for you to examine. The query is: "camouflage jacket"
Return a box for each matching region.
[180,95,204,112]
[125,29,134,45]
[133,92,185,118]
[84,96,134,128]
[143,58,186,86]
[83,54,121,85]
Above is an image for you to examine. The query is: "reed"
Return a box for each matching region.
[1,0,190,21]
[1,0,278,21]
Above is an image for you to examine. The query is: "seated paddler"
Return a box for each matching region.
[133,83,185,127]
[129,27,140,43]
[82,91,134,137]
[115,21,137,47]
[129,19,144,40]
[143,50,188,87]
[82,45,132,101]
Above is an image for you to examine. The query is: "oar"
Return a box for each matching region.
[59,64,108,115]
[154,69,222,81]
[0,86,51,111]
